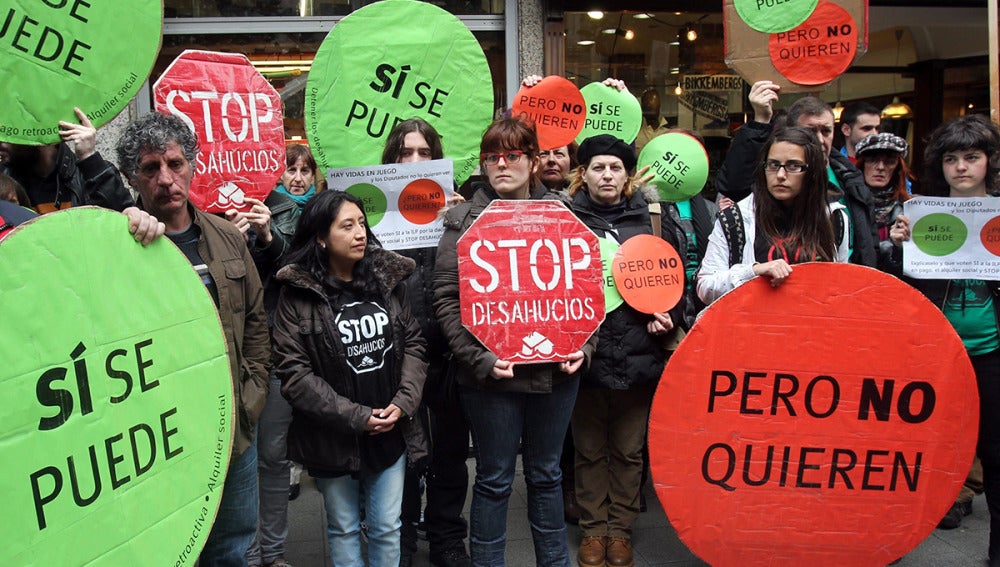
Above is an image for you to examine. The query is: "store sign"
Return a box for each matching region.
[154,50,285,213]
[681,75,745,92]
[678,90,730,122]
[457,200,604,363]
[649,263,978,566]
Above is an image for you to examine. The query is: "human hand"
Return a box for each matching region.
[748,81,780,124]
[225,197,273,244]
[447,193,466,206]
[59,107,97,161]
[717,196,735,211]
[123,206,165,246]
[890,214,911,247]
[601,77,627,92]
[634,164,655,187]
[522,75,543,87]
[559,351,585,374]
[752,259,793,287]
[367,403,403,435]
[646,311,674,335]
[490,359,515,380]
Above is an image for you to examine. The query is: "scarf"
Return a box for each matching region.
[275,183,315,207]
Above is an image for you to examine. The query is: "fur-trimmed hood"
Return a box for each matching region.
[276,246,416,296]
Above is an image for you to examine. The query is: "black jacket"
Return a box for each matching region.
[8,143,134,212]
[571,189,686,389]
[715,121,878,267]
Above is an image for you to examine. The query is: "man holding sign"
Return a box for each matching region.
[889,115,1000,562]
[117,112,271,566]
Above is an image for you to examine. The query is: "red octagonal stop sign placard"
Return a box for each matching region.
[154,50,285,213]
[649,263,978,566]
[457,200,605,363]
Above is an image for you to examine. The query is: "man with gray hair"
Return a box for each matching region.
[117,111,270,566]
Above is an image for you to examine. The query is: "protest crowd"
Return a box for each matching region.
[3,3,1000,567]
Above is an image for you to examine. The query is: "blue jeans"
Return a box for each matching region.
[315,453,406,567]
[461,378,579,567]
[247,376,293,565]
[201,433,260,567]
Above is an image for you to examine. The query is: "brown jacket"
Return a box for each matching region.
[272,247,428,473]
[433,183,596,393]
[190,206,271,456]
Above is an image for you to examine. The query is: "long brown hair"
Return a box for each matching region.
[753,127,836,263]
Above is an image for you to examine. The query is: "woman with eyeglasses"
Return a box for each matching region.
[433,116,595,566]
[697,127,850,305]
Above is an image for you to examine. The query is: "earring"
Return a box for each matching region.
[320,242,326,249]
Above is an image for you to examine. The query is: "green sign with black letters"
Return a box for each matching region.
[0,207,232,566]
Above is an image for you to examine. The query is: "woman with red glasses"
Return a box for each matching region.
[433,116,595,566]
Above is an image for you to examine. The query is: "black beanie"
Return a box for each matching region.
[576,134,637,171]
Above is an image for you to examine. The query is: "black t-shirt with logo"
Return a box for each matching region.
[329,279,404,476]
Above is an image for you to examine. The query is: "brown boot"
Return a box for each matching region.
[606,537,633,567]
[578,536,607,567]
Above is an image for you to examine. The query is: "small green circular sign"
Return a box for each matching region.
[305,0,494,185]
[637,133,710,202]
[600,237,625,313]
[734,0,819,33]
[576,83,643,146]
[0,0,162,144]
[346,183,388,227]
[1,208,232,566]
[913,213,968,256]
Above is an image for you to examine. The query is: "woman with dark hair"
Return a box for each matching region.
[381,118,445,164]
[434,116,595,566]
[275,143,322,207]
[566,134,689,567]
[854,133,914,259]
[697,127,850,305]
[273,190,427,567]
[889,115,1000,562]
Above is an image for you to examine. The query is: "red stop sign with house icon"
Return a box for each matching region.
[457,200,605,363]
[154,50,285,213]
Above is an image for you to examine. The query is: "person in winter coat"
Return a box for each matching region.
[888,115,1000,563]
[273,190,427,567]
[698,127,851,306]
[567,134,689,567]
[433,116,595,566]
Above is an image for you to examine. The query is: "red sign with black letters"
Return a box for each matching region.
[457,200,604,363]
[154,50,285,213]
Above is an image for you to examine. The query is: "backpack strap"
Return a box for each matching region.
[718,204,745,267]
[832,207,845,249]
[649,202,662,238]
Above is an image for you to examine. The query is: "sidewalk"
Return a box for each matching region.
[281,460,990,566]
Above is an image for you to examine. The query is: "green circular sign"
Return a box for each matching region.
[734,0,819,33]
[0,0,162,144]
[913,213,968,256]
[305,0,494,185]
[0,208,232,566]
[637,133,710,202]
[575,83,643,146]
[599,237,625,313]
[346,183,388,227]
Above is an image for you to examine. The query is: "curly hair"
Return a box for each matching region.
[922,115,1000,197]
[116,112,199,178]
[753,127,837,263]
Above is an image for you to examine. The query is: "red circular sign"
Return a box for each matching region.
[511,76,587,151]
[153,50,286,213]
[611,234,685,314]
[649,263,978,566]
[457,200,605,363]
[768,1,858,86]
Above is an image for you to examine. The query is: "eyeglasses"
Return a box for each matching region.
[763,160,808,174]
[481,150,526,166]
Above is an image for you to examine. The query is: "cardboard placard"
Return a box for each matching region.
[304,0,493,186]
[768,2,859,86]
[457,200,605,363]
[1,208,233,566]
[0,0,162,144]
[575,82,642,145]
[637,133,710,202]
[724,0,868,92]
[154,50,285,213]
[512,76,587,151]
[326,159,455,251]
[649,263,978,566]
[611,234,685,314]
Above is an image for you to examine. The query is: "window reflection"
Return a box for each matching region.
[164,0,503,17]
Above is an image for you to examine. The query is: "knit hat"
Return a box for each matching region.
[855,132,909,159]
[576,134,637,171]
